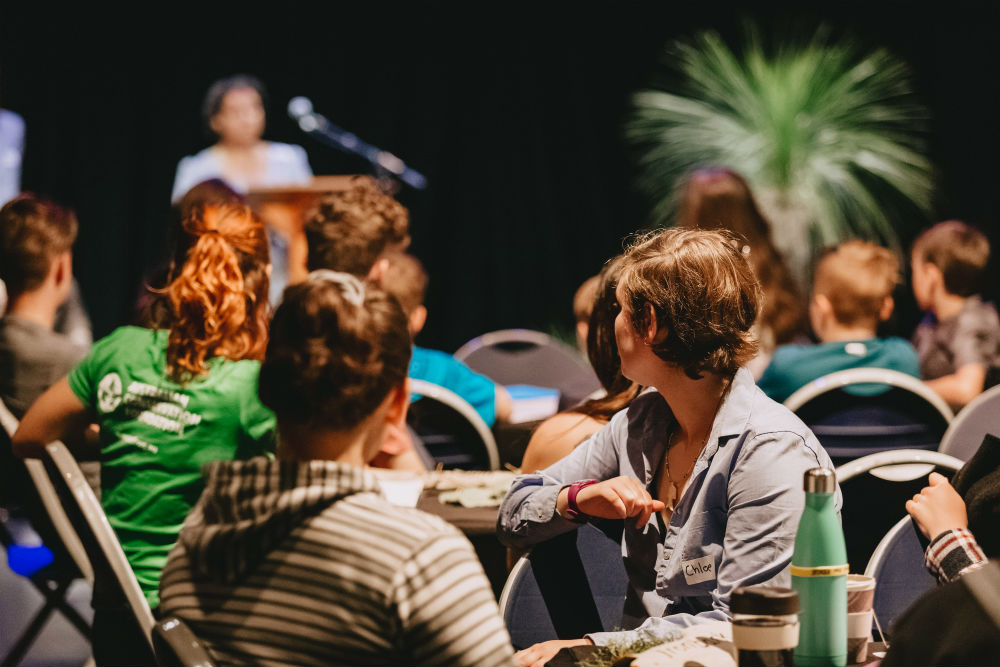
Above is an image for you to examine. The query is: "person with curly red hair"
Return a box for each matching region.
[13,201,276,666]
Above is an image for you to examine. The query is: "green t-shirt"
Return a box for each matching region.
[68,326,276,608]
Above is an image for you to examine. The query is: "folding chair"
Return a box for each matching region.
[785,367,954,468]
[836,449,963,575]
[454,329,601,411]
[938,384,1000,462]
[0,399,93,666]
[42,440,156,659]
[153,616,216,667]
[408,378,500,470]
[864,515,938,642]
[498,521,626,650]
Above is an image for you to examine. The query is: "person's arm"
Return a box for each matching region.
[519,411,604,473]
[11,377,93,459]
[906,472,988,583]
[923,363,986,411]
[396,530,515,667]
[493,384,513,424]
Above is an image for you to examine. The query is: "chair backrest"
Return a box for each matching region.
[864,515,938,641]
[0,398,93,581]
[453,329,601,411]
[42,440,156,652]
[153,616,216,667]
[836,449,963,574]
[497,521,626,650]
[938,384,1000,461]
[407,378,500,470]
[784,368,954,468]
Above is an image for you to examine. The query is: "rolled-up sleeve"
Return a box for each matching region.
[497,414,625,550]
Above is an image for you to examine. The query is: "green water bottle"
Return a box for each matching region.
[791,467,847,667]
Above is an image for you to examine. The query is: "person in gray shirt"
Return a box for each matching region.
[498,228,839,667]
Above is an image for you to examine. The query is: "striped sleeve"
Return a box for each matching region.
[925,527,988,583]
[393,531,515,667]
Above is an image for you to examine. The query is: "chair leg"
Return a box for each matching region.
[2,577,91,667]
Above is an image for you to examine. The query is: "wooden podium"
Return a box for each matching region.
[247,175,369,286]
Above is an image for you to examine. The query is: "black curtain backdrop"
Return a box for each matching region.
[1,3,997,352]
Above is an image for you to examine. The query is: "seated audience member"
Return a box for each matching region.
[304,174,410,284]
[13,202,277,666]
[304,177,424,471]
[158,271,515,667]
[497,228,838,667]
[573,273,600,354]
[757,239,920,403]
[520,254,639,472]
[0,193,96,511]
[910,220,1000,410]
[381,251,512,428]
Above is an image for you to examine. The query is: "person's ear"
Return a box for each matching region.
[879,295,895,322]
[385,379,410,429]
[925,263,944,296]
[644,304,667,344]
[409,305,427,337]
[51,252,72,289]
[367,257,390,286]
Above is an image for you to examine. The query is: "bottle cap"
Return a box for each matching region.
[803,467,836,494]
[731,585,799,615]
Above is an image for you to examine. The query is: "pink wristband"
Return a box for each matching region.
[564,479,599,521]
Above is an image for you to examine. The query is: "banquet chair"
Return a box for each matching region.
[41,439,156,656]
[153,616,216,667]
[0,398,93,666]
[864,515,938,642]
[407,378,500,470]
[498,520,626,650]
[453,329,601,411]
[938,384,1000,462]
[836,449,963,574]
[785,368,954,469]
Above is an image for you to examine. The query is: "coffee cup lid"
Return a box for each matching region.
[731,585,799,615]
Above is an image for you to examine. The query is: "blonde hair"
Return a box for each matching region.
[813,240,899,327]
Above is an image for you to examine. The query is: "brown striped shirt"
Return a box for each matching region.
[159,457,514,666]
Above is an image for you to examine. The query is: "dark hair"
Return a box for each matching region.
[675,167,807,347]
[304,176,410,277]
[201,74,268,139]
[259,272,412,430]
[576,254,640,420]
[912,220,990,298]
[147,202,271,383]
[0,193,78,297]
[380,251,427,317]
[618,227,761,380]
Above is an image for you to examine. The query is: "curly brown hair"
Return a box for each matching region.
[258,272,412,429]
[304,176,410,277]
[618,227,762,380]
[148,202,270,383]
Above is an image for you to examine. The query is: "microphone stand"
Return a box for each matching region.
[295,113,427,191]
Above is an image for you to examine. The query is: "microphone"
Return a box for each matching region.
[287,96,427,190]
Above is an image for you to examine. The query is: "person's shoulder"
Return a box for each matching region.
[341,492,466,546]
[266,142,309,162]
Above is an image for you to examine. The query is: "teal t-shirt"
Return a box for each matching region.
[757,337,921,405]
[67,326,276,608]
[409,346,497,427]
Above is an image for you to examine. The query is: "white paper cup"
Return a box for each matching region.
[847,609,873,663]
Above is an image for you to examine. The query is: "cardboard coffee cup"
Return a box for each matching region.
[846,574,876,663]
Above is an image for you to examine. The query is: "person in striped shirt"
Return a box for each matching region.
[159,270,514,667]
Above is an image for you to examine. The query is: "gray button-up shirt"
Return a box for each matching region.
[497,368,841,645]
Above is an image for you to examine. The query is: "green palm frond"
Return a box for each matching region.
[626,24,934,284]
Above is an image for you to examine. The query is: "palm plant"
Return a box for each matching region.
[626,24,935,285]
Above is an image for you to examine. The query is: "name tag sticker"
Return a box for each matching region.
[682,555,716,585]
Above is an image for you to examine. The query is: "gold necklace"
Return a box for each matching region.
[663,428,709,512]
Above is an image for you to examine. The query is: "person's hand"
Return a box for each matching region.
[905,472,968,540]
[574,476,665,528]
[514,638,593,667]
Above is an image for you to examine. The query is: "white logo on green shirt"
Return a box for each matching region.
[97,373,123,413]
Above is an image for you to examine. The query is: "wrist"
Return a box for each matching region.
[561,479,599,521]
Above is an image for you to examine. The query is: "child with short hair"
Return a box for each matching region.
[757,239,920,403]
[910,220,1000,410]
[381,251,511,427]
